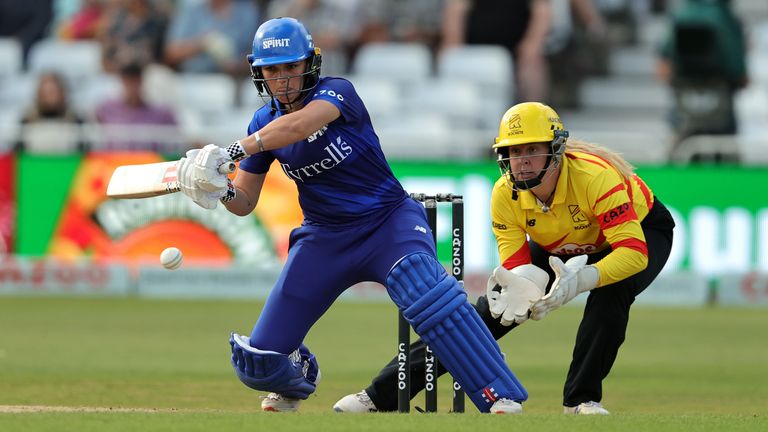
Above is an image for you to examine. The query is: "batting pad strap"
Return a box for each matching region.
[229,333,318,399]
[386,253,528,412]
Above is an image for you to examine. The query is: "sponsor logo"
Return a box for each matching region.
[507,114,521,129]
[482,387,499,403]
[306,126,327,143]
[602,203,631,224]
[569,205,587,223]
[262,37,291,49]
[414,225,427,234]
[551,243,597,255]
[280,136,351,183]
[315,88,344,102]
[493,221,507,230]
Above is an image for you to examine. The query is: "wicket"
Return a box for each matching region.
[397,193,464,413]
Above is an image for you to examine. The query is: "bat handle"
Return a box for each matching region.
[218,161,237,174]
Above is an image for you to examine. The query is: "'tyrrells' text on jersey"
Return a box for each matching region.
[239,77,407,225]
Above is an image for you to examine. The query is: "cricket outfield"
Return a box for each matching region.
[0,297,765,431]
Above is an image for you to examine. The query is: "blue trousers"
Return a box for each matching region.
[250,198,435,353]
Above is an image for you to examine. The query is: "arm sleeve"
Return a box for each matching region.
[587,170,649,286]
[491,183,531,269]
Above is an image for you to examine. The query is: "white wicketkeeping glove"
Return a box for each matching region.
[487,264,549,326]
[530,255,599,321]
[178,148,227,210]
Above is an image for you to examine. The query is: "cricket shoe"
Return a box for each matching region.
[333,390,378,413]
[261,393,301,412]
[490,398,523,414]
[261,369,321,412]
[563,401,610,415]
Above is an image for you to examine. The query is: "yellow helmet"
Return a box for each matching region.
[493,102,569,193]
[493,102,567,149]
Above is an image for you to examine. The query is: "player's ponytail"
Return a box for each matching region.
[565,139,636,180]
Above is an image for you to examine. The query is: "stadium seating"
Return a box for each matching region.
[352,43,432,85]
[175,74,237,115]
[27,39,103,86]
[436,45,514,129]
[0,38,22,78]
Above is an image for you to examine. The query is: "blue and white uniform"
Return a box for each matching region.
[229,17,527,412]
[239,77,433,353]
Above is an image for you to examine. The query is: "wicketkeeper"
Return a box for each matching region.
[335,102,675,415]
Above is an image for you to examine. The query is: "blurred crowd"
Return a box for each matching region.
[0,0,764,163]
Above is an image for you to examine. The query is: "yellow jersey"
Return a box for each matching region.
[491,151,654,287]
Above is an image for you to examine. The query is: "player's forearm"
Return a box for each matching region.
[222,185,258,216]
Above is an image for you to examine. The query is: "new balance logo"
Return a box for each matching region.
[414,225,427,234]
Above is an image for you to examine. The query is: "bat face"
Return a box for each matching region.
[106,161,181,198]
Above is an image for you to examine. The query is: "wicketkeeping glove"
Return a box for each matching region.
[487,264,549,326]
[530,255,599,321]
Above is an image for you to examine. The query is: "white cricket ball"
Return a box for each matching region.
[160,247,183,270]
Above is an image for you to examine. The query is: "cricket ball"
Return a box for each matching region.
[160,247,183,270]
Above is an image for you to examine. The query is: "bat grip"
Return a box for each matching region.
[218,161,236,174]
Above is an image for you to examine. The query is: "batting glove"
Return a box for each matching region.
[178,149,227,209]
[192,144,232,193]
[530,255,599,321]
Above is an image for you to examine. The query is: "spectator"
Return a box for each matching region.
[440,0,553,103]
[94,61,178,151]
[356,0,445,53]
[656,0,748,159]
[0,0,54,65]
[164,0,259,76]
[266,0,360,75]
[99,0,169,73]
[17,71,86,152]
[57,0,106,40]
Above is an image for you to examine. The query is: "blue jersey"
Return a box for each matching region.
[239,77,407,225]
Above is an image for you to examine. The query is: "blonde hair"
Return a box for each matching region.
[565,139,635,179]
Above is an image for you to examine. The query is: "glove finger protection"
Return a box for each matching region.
[194,144,232,192]
[177,153,225,209]
[486,264,549,326]
[530,255,599,320]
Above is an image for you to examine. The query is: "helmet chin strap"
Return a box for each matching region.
[509,156,560,212]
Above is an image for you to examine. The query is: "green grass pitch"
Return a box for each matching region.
[0,296,766,431]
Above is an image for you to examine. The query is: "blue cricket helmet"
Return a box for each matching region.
[248,17,315,67]
[247,17,322,105]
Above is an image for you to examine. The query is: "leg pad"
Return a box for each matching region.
[229,333,319,399]
[387,253,528,412]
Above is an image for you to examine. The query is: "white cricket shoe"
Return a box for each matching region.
[563,401,610,415]
[261,393,301,412]
[261,368,321,413]
[490,398,523,414]
[333,390,378,413]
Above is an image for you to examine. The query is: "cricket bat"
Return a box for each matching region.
[106,160,236,199]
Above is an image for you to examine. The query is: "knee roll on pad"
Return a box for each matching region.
[229,333,319,399]
[387,253,528,412]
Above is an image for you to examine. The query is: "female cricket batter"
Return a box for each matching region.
[335,102,675,414]
[175,17,527,414]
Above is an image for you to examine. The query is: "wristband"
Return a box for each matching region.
[226,140,249,162]
[254,131,265,153]
[220,179,236,203]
